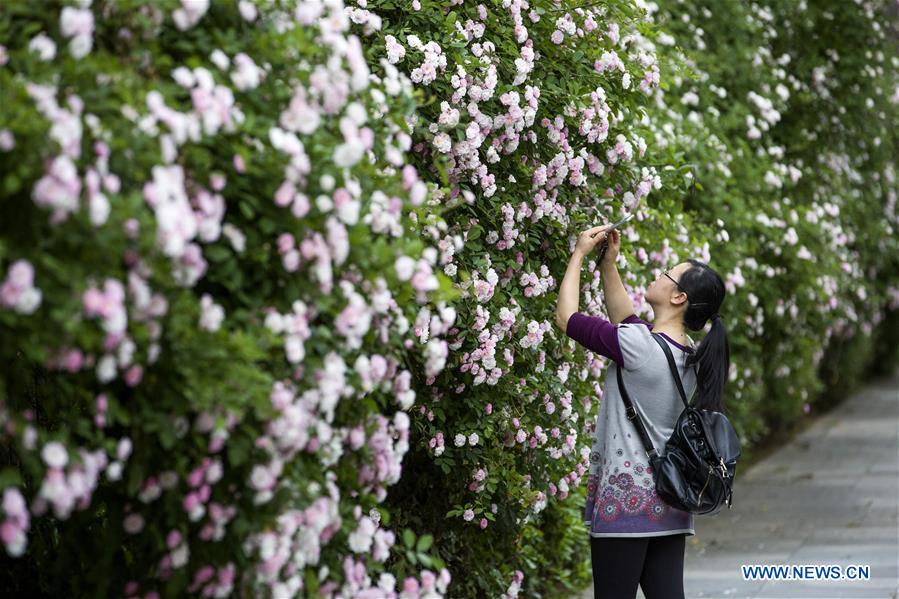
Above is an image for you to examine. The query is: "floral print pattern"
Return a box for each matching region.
[584,452,693,536]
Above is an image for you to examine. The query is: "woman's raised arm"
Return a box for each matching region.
[599,253,635,324]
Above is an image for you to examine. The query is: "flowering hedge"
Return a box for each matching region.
[355,2,899,596]
[359,0,897,596]
[1,0,897,598]
[355,2,702,597]
[0,1,456,597]
[637,0,899,426]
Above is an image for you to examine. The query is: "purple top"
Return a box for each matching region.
[566,312,694,366]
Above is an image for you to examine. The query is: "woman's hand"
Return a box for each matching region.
[575,225,620,265]
[600,228,620,266]
[575,225,610,256]
[575,224,621,265]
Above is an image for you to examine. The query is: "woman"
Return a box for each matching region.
[555,224,730,599]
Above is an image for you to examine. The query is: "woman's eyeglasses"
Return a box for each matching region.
[662,269,687,294]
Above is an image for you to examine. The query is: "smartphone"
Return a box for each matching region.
[600,212,635,232]
[596,213,634,262]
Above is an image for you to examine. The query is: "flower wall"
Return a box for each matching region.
[1,1,454,597]
[1,1,897,598]
[359,0,897,595]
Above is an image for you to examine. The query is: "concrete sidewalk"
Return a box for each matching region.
[579,372,899,599]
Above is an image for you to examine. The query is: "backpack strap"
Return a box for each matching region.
[651,334,721,456]
[615,364,659,459]
[614,333,698,460]
[650,333,696,410]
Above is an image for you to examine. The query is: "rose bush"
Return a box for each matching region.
[645,0,899,425]
[356,1,701,596]
[358,0,897,596]
[1,1,455,597]
[1,0,897,598]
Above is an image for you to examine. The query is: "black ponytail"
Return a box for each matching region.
[680,259,730,414]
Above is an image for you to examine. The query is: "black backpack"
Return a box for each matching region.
[614,333,741,515]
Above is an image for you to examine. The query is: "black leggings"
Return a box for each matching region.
[590,533,686,599]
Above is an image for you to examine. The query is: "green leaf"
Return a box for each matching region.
[0,468,22,489]
[416,534,433,552]
[204,244,232,263]
[3,174,20,195]
[304,569,319,595]
[239,201,256,218]
[403,528,415,549]
[158,425,176,450]
[227,436,250,466]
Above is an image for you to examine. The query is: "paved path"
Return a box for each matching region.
[579,372,899,599]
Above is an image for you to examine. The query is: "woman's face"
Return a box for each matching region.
[648,262,689,304]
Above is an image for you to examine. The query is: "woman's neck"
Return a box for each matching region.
[651,318,687,345]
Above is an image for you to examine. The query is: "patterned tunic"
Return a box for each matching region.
[566,312,698,537]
